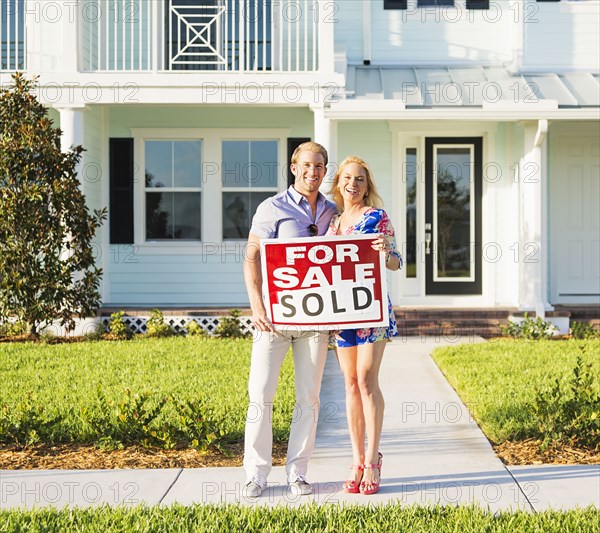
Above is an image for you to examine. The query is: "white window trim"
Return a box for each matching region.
[131,128,290,254]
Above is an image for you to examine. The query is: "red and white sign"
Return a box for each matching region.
[261,234,388,330]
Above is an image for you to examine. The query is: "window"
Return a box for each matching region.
[1,0,25,70]
[466,0,489,8]
[405,149,418,278]
[418,0,454,6]
[144,140,202,240]
[384,0,407,8]
[222,140,279,240]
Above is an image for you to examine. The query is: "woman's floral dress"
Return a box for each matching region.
[326,208,402,347]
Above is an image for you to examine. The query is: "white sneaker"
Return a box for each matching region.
[288,475,312,496]
[243,475,266,498]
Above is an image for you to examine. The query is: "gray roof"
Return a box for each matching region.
[346,66,600,108]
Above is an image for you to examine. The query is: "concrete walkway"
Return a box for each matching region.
[1,337,598,511]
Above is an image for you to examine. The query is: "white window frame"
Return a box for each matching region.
[131,128,289,254]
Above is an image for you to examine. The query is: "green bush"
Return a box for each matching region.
[185,319,207,337]
[81,387,171,450]
[0,320,27,337]
[570,320,599,340]
[173,398,227,451]
[215,309,250,339]
[108,311,133,340]
[0,392,62,448]
[0,74,107,335]
[146,309,176,338]
[502,313,556,340]
[532,349,600,449]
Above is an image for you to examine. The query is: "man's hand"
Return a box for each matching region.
[251,303,275,332]
[244,232,275,333]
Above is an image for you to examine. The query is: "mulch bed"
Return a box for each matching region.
[494,439,599,466]
[0,443,287,470]
[1,441,596,470]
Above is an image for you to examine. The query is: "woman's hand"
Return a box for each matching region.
[372,234,400,271]
[371,234,390,254]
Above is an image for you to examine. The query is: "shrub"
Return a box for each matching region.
[81,388,171,449]
[0,74,107,335]
[502,312,556,340]
[570,320,599,340]
[0,392,62,448]
[0,320,27,337]
[146,309,176,338]
[108,311,133,340]
[214,309,249,339]
[173,398,227,451]
[532,349,600,449]
[186,319,207,337]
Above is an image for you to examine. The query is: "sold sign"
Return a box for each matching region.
[261,234,388,330]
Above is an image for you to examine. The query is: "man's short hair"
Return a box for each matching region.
[291,141,328,166]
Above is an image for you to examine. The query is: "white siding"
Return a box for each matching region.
[523,0,600,71]
[108,251,248,306]
[337,0,513,66]
[105,106,313,306]
[337,122,394,205]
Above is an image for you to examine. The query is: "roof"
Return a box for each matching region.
[345,66,600,108]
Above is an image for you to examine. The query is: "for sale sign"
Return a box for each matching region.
[261,234,388,330]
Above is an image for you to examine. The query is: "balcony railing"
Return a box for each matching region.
[1,0,26,70]
[82,0,319,72]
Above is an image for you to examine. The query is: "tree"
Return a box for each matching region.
[0,73,107,335]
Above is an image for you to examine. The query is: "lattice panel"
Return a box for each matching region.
[100,315,253,336]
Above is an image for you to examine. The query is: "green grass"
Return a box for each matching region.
[0,337,295,449]
[431,339,600,445]
[0,503,598,532]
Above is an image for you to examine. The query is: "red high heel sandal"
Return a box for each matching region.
[342,464,364,494]
[359,453,383,495]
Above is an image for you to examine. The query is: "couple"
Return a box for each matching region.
[243,142,402,498]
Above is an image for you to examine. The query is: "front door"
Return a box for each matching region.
[425,138,482,295]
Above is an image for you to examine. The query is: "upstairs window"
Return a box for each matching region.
[385,0,491,8]
[418,0,454,5]
[1,0,25,70]
[466,0,489,8]
[384,0,408,8]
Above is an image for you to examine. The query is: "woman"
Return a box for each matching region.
[327,155,402,495]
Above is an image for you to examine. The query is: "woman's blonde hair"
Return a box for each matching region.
[330,155,384,211]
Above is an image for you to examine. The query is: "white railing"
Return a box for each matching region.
[82,0,320,72]
[0,0,26,71]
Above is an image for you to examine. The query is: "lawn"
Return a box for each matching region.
[0,337,295,450]
[431,339,600,448]
[0,503,598,532]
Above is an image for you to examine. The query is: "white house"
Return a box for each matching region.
[1,0,598,333]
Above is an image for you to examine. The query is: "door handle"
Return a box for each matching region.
[425,223,432,255]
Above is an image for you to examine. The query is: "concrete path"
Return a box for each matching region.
[1,337,598,511]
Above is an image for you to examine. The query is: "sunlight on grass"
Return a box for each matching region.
[0,337,295,449]
[431,339,600,444]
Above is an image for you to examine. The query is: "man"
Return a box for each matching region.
[242,141,337,498]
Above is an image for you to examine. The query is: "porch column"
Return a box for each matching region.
[518,120,553,317]
[57,105,87,187]
[58,107,85,150]
[312,104,337,190]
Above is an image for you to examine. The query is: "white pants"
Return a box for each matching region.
[243,328,329,482]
